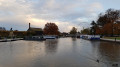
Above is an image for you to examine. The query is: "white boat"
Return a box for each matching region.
[24,36,46,41]
[80,35,100,40]
[43,35,57,39]
[87,35,100,40]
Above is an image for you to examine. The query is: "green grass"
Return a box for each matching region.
[104,37,120,40]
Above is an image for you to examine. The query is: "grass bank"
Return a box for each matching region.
[104,37,120,40]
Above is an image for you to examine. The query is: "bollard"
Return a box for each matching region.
[96,59,99,63]
[115,38,116,42]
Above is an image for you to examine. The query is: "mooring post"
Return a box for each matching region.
[115,38,116,42]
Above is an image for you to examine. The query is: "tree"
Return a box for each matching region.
[91,21,97,35]
[96,8,120,36]
[43,23,59,35]
[14,31,27,38]
[97,9,120,27]
[70,27,77,34]
[81,28,90,35]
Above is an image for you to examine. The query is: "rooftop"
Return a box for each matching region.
[28,27,43,31]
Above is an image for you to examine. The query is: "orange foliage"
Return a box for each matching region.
[43,23,60,35]
[96,22,120,35]
[0,31,27,37]
[96,27,102,35]
[13,31,27,36]
[0,31,9,37]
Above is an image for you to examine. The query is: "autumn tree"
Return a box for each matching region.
[96,8,120,36]
[13,31,27,38]
[97,9,120,27]
[95,27,102,35]
[0,31,9,37]
[43,23,59,35]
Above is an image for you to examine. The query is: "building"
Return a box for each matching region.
[60,32,68,37]
[27,23,43,36]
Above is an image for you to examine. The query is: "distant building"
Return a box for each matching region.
[27,23,43,36]
[0,27,6,31]
[61,32,68,37]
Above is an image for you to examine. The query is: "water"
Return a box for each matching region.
[0,38,120,67]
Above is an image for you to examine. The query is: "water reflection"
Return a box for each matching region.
[98,41,120,65]
[90,41,100,59]
[71,38,77,53]
[45,39,58,54]
[71,38,77,41]
[98,41,120,67]
[1,38,120,67]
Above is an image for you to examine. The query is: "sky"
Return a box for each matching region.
[0,0,119,32]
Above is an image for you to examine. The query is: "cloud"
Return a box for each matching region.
[28,18,78,32]
[0,0,104,32]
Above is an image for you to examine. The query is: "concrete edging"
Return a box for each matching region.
[100,38,120,43]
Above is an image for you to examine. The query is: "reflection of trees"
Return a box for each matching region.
[98,42,120,63]
[90,41,100,58]
[45,39,58,54]
[90,41,100,49]
[71,38,77,53]
[71,38,76,41]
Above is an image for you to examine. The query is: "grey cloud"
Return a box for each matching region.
[0,0,103,32]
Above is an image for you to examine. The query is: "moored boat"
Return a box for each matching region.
[24,36,46,41]
[80,35,100,40]
[43,35,58,39]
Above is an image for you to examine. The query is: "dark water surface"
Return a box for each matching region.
[0,38,120,67]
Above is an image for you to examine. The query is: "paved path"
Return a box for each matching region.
[100,38,120,42]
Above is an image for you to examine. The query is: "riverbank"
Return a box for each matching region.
[0,38,23,42]
[100,38,120,43]
[104,37,120,40]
